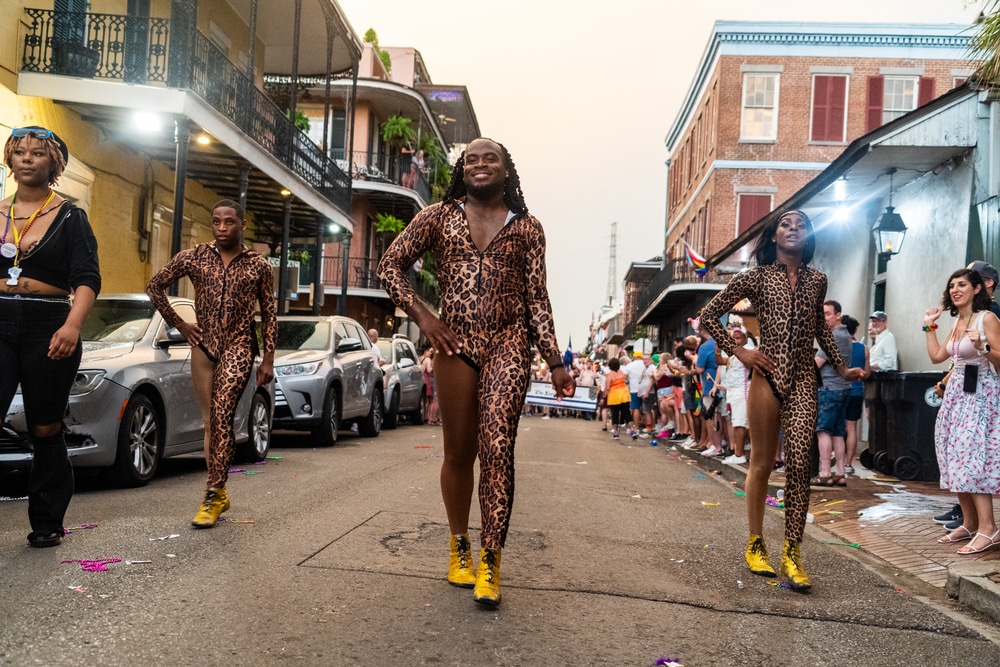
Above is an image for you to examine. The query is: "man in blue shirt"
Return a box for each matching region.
[695,326,722,454]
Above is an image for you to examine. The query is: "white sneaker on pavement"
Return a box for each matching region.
[723,454,748,465]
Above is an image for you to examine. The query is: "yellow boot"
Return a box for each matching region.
[191,487,230,528]
[745,534,776,577]
[473,547,502,607]
[448,533,476,588]
[780,539,812,590]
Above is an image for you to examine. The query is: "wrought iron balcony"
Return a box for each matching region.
[20,8,351,213]
[633,257,734,324]
[331,150,432,203]
[315,256,439,309]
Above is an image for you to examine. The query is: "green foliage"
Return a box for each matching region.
[289,249,311,264]
[418,134,446,165]
[363,29,379,47]
[285,108,310,132]
[380,115,416,149]
[374,213,405,235]
[363,28,392,73]
[972,3,1000,84]
[378,49,392,74]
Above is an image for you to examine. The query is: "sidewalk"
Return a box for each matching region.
[666,439,1000,617]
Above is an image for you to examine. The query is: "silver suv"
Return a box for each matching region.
[272,316,384,444]
[376,335,425,429]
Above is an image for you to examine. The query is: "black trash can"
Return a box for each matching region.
[881,371,946,482]
[860,372,890,474]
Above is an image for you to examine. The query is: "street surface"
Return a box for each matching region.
[2,417,1000,666]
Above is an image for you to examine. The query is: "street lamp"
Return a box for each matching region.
[872,168,907,262]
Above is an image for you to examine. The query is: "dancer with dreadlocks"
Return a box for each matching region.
[378,138,574,606]
[0,127,100,547]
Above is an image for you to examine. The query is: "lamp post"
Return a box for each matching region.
[872,168,907,262]
[338,230,352,317]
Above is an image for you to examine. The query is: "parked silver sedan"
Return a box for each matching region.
[272,315,384,444]
[376,335,425,429]
[0,294,274,487]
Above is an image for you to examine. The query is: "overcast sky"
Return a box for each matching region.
[339,0,983,351]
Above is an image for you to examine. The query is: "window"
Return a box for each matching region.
[882,76,917,123]
[737,194,772,236]
[740,74,779,140]
[810,75,848,143]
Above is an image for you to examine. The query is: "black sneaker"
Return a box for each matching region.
[944,517,964,531]
[934,504,963,525]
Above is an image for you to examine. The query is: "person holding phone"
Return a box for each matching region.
[925,267,1000,554]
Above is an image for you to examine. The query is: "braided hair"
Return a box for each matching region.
[4,134,67,187]
[443,138,528,216]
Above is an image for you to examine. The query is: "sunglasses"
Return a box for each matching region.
[11,128,54,139]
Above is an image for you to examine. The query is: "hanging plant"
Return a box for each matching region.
[285,108,310,132]
[380,115,416,150]
[374,213,405,235]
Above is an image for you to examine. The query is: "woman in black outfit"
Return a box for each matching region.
[0,127,100,547]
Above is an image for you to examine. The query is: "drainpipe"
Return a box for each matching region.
[278,196,291,315]
[339,231,352,316]
[168,118,190,296]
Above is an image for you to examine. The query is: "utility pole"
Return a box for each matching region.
[606,222,618,307]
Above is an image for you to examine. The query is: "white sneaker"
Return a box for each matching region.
[681,437,696,448]
[665,421,676,430]
[701,446,722,457]
[723,454,748,465]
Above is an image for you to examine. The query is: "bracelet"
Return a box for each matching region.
[922,324,938,331]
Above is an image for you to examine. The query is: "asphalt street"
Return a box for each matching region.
[2,417,1000,666]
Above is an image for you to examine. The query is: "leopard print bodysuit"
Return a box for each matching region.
[378,198,561,549]
[701,263,845,542]
[146,243,277,488]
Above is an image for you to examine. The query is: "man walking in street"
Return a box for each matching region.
[146,199,276,528]
[377,138,574,607]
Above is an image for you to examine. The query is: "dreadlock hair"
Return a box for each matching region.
[443,138,528,216]
[4,134,67,187]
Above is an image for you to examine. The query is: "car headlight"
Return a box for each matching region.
[70,370,106,396]
[274,361,321,377]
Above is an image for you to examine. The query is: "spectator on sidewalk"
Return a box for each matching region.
[605,357,631,441]
[695,325,723,455]
[722,326,752,465]
[968,260,1000,319]
[869,311,897,372]
[624,350,647,440]
[811,300,854,487]
[925,267,1000,554]
[841,315,869,476]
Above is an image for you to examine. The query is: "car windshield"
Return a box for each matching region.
[277,321,331,350]
[81,299,156,343]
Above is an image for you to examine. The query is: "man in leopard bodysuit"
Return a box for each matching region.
[701,210,863,590]
[378,138,574,607]
[146,199,276,528]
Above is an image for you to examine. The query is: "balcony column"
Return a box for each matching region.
[245,0,258,80]
[286,0,303,163]
[322,15,336,163]
[346,63,358,201]
[238,164,250,214]
[312,219,325,315]
[278,195,292,315]
[167,0,196,88]
[339,231,352,317]
[168,119,190,296]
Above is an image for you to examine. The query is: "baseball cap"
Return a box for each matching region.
[968,260,1000,285]
[869,311,888,321]
[652,354,660,364]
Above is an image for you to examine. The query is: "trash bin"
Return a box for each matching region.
[860,372,890,474]
[880,371,946,482]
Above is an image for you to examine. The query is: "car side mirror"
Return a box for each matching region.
[161,326,188,346]
[336,337,364,353]
[398,357,415,369]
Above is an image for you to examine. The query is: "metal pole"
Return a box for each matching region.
[287,0,302,163]
[339,231,351,316]
[238,164,250,213]
[278,196,291,315]
[313,218,324,315]
[169,118,190,296]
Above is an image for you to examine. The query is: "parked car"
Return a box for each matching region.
[376,335,425,429]
[272,315,384,444]
[0,294,274,487]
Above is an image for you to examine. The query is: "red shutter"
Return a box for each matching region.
[811,76,847,142]
[866,76,884,132]
[737,194,773,235]
[918,76,936,106]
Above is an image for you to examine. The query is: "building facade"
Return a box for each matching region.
[632,21,974,345]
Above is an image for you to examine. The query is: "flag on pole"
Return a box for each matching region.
[563,336,574,370]
[684,242,709,277]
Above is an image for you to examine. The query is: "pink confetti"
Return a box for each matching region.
[61,558,122,572]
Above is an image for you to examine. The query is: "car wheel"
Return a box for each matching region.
[409,389,425,425]
[384,389,400,430]
[358,386,383,437]
[314,385,340,446]
[111,393,162,487]
[237,392,271,463]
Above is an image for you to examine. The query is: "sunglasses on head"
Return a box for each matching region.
[11,128,54,139]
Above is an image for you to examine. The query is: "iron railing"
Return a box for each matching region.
[633,257,733,322]
[332,150,432,203]
[21,8,351,213]
[316,256,439,308]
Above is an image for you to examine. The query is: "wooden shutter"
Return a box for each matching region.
[811,76,847,142]
[866,76,884,133]
[918,77,936,106]
[737,194,772,236]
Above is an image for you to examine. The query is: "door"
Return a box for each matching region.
[154,302,201,450]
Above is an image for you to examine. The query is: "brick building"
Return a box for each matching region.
[633,21,974,343]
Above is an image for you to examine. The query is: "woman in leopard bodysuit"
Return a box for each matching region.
[701,210,862,590]
[378,138,574,607]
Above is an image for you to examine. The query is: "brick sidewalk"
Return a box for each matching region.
[677,446,1000,589]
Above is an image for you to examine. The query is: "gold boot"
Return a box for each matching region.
[473,547,502,607]
[191,487,230,528]
[447,533,476,588]
[780,539,812,590]
[745,534,776,577]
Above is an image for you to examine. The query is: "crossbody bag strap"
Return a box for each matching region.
[976,311,997,375]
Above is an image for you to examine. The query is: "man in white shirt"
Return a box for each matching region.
[868,311,897,372]
[624,350,647,439]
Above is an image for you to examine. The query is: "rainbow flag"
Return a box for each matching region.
[684,242,708,277]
